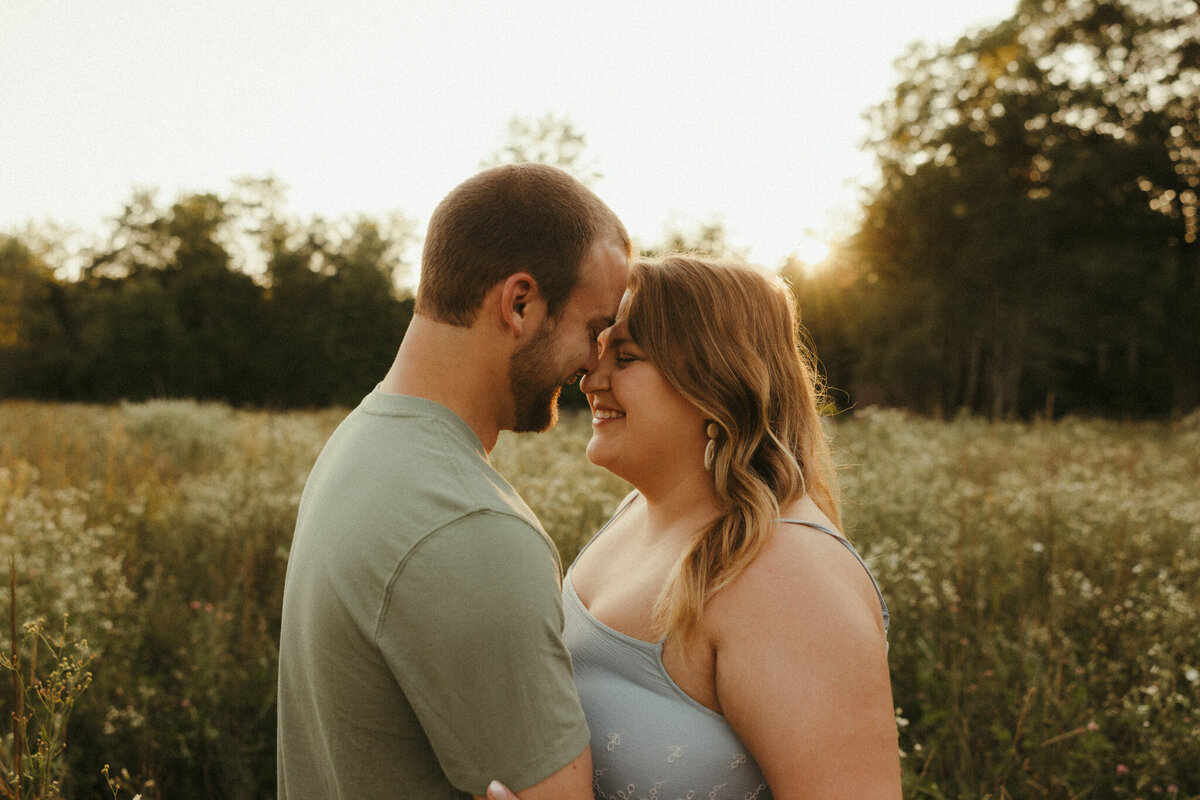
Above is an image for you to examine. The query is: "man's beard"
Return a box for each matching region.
[508,323,566,433]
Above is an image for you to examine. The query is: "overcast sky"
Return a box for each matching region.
[1,0,1017,273]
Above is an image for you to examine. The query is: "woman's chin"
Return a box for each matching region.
[585,440,615,472]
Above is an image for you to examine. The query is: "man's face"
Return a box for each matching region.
[507,236,629,433]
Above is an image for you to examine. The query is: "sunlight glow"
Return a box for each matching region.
[792,232,831,268]
[0,0,1021,269]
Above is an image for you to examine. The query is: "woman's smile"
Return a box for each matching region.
[590,404,626,424]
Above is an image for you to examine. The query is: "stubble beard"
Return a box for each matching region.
[508,322,566,434]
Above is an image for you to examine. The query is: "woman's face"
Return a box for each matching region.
[579,291,709,487]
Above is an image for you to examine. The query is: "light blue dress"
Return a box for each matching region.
[563,500,889,800]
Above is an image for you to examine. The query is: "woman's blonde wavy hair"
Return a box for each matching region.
[623,255,840,640]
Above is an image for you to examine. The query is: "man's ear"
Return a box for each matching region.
[498,272,543,336]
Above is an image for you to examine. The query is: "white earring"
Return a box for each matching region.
[703,422,719,471]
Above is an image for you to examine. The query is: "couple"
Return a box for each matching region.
[276,164,901,799]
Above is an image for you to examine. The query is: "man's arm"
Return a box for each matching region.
[475,746,591,800]
[379,514,591,795]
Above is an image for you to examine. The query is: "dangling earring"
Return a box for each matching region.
[704,422,719,471]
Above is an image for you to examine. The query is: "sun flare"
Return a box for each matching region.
[793,233,831,268]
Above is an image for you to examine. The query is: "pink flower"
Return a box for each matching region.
[1086,720,1100,732]
[189,600,201,610]
[1116,764,1130,775]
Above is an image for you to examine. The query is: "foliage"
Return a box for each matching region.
[480,113,602,186]
[837,408,1200,797]
[816,0,1200,418]
[1,401,1197,798]
[0,401,344,798]
[0,180,415,408]
[0,608,95,800]
[7,45,1200,418]
[638,217,749,261]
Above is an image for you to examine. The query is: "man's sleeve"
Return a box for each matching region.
[375,511,591,795]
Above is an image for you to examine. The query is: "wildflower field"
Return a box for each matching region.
[1,400,1197,799]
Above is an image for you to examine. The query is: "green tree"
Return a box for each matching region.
[81,189,268,402]
[66,274,191,400]
[843,0,1198,417]
[481,113,602,186]
[1,178,417,407]
[0,236,75,398]
[262,213,416,407]
[641,218,749,260]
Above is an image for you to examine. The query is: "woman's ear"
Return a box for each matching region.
[498,272,544,336]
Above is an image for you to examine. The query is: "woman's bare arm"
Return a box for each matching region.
[710,527,902,799]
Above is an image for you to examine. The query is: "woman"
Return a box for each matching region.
[495,256,900,799]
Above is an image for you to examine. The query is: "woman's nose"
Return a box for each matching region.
[579,361,609,394]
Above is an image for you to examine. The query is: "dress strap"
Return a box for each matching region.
[777,519,890,633]
[570,490,640,565]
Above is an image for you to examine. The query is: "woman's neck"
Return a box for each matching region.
[634,470,722,545]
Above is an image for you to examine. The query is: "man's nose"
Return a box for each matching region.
[575,339,604,379]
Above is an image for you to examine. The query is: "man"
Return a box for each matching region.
[276,163,630,799]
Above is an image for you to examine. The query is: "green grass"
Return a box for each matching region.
[1,401,1197,799]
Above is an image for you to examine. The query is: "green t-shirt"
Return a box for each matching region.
[277,391,590,799]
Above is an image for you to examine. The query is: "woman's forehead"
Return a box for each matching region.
[597,320,631,349]
[597,289,635,344]
[616,288,633,315]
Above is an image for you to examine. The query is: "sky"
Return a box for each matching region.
[1,0,1018,278]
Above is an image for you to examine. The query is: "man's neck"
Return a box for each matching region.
[378,314,510,453]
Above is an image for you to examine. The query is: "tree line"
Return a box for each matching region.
[2,0,1197,418]
[792,0,1199,419]
[0,179,415,408]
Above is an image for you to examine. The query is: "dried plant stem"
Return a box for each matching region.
[9,555,23,800]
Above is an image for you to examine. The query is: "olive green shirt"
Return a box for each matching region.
[277,390,589,799]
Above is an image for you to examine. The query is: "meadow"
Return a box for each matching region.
[0,400,1197,799]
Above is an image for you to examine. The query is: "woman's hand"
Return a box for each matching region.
[472,745,591,800]
[486,780,519,800]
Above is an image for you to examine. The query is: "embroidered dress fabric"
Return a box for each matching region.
[563,512,889,800]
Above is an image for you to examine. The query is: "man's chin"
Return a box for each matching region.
[512,386,562,433]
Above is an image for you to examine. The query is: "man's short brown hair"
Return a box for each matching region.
[415,164,630,326]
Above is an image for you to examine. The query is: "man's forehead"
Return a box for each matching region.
[572,257,628,323]
[580,238,629,293]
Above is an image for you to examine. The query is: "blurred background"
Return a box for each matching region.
[2,3,1199,799]
[3,0,1196,418]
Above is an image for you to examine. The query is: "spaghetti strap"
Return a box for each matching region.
[778,518,891,633]
[570,489,640,565]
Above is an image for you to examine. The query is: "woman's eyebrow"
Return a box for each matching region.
[598,324,632,350]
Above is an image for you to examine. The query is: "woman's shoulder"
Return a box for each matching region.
[704,503,885,646]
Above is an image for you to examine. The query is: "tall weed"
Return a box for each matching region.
[0,401,1196,798]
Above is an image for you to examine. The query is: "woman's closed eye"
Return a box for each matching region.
[615,352,640,365]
